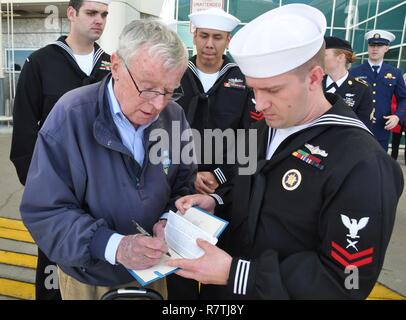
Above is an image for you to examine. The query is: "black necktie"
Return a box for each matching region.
[325,82,338,91]
[372,65,379,77]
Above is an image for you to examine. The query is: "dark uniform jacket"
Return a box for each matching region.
[322,75,373,129]
[350,61,406,147]
[176,55,259,186]
[202,93,403,299]
[10,36,111,185]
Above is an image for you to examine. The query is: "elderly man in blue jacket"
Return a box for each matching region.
[20,20,196,300]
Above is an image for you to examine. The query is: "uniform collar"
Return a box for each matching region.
[326,72,349,88]
[52,36,105,71]
[368,59,383,71]
[188,55,238,80]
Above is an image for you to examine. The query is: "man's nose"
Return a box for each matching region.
[94,14,103,24]
[205,37,214,48]
[253,92,270,112]
[149,94,167,111]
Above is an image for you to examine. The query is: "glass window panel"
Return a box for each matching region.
[5,49,36,72]
[375,10,405,46]
[282,0,332,23]
[400,46,406,72]
[332,29,347,39]
[177,22,194,49]
[379,0,405,13]
[356,0,377,24]
[384,47,400,68]
[178,0,191,21]
[332,0,352,28]
[228,0,277,23]
[352,27,370,54]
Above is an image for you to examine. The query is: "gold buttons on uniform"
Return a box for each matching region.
[373,83,377,86]
[373,99,376,103]
[373,91,376,94]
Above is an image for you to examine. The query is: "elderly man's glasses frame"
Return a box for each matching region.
[120,57,184,102]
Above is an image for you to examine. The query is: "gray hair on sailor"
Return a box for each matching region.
[117,19,188,71]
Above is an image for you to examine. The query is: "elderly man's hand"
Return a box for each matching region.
[167,239,232,285]
[384,115,400,130]
[194,172,219,194]
[175,194,216,214]
[153,219,167,239]
[116,234,168,270]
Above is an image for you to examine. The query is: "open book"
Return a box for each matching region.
[127,207,228,286]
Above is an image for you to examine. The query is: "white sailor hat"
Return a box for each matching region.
[229,4,327,78]
[189,8,240,32]
[365,30,395,45]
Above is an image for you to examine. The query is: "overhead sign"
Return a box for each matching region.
[189,0,225,32]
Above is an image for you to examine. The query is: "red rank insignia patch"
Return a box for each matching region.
[331,241,374,268]
[250,111,264,121]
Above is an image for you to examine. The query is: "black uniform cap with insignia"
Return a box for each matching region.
[324,36,353,53]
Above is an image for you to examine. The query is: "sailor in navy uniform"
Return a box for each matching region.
[350,30,406,151]
[323,36,373,128]
[168,8,257,300]
[168,4,403,300]
[176,8,257,198]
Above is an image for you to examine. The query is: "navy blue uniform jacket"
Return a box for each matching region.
[350,61,406,144]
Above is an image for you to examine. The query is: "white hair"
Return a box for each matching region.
[117,19,188,71]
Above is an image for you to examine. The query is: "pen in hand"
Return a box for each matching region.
[132,220,171,257]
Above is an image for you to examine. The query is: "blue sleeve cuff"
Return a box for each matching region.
[105,233,125,265]
[89,226,116,262]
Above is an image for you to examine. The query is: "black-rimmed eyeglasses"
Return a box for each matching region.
[121,58,184,102]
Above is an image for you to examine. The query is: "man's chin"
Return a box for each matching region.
[88,33,102,42]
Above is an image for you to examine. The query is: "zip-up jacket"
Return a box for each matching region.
[20,76,196,286]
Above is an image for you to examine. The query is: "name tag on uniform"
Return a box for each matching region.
[224,78,246,89]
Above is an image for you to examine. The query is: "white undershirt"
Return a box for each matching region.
[74,50,94,76]
[266,123,312,160]
[325,72,349,93]
[197,69,219,93]
[368,59,383,74]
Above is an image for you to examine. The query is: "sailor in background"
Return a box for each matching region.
[323,36,373,128]
[350,30,406,151]
[168,7,259,301]
[176,8,258,195]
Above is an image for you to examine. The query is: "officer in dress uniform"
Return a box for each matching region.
[350,30,406,151]
[168,4,403,300]
[323,36,373,128]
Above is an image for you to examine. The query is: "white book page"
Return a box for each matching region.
[182,207,225,237]
[165,210,218,259]
[128,208,228,284]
